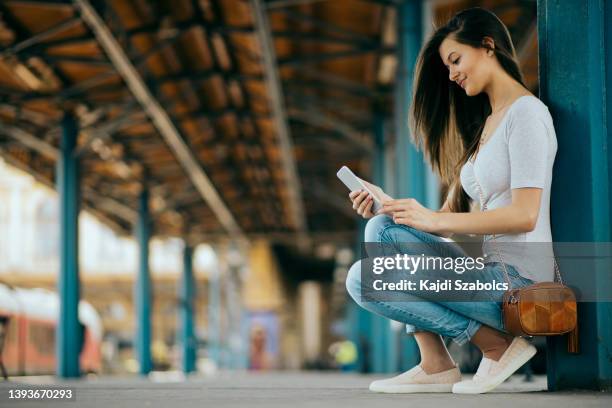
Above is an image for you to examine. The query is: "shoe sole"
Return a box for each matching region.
[369,383,455,393]
[452,343,537,394]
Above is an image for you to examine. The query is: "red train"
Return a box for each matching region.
[0,283,102,376]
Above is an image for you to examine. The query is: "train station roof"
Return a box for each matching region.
[0,0,537,249]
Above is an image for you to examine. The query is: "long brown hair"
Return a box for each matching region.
[410,8,525,212]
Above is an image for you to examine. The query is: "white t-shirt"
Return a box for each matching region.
[459,95,558,282]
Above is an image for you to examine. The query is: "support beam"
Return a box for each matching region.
[135,188,152,375]
[75,0,247,244]
[369,112,397,374]
[0,122,139,224]
[250,0,308,246]
[75,106,147,157]
[288,107,373,152]
[272,31,375,47]
[0,104,55,127]
[538,0,612,391]
[0,150,132,233]
[124,19,253,38]
[153,69,261,85]
[283,78,383,99]
[44,54,112,66]
[0,123,59,158]
[180,244,196,373]
[289,66,388,98]
[395,0,425,201]
[265,0,328,9]
[55,113,81,378]
[2,16,81,56]
[278,47,395,67]
[394,0,423,371]
[208,252,222,367]
[517,20,537,64]
[274,9,378,46]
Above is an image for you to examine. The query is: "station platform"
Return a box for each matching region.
[1,371,609,408]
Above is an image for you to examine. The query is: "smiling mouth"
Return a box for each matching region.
[459,78,466,88]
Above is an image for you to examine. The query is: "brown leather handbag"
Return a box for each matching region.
[473,173,579,353]
[501,263,578,353]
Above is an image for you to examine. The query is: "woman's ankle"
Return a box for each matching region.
[471,327,514,362]
[481,337,512,361]
[419,359,456,375]
[478,335,513,361]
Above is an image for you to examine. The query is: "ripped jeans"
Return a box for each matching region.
[345,214,535,345]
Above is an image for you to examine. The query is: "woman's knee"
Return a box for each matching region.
[345,260,362,304]
[364,214,394,242]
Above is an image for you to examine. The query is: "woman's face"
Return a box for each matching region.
[438,36,492,96]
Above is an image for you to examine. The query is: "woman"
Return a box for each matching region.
[346,7,557,394]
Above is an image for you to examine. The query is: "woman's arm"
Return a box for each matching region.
[435,188,542,236]
[434,198,454,238]
[379,188,542,236]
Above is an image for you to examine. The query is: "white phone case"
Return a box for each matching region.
[336,166,382,213]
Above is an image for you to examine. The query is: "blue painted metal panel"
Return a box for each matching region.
[180,245,196,373]
[371,113,401,373]
[208,266,221,367]
[396,0,424,199]
[56,114,81,378]
[135,188,152,375]
[348,218,376,373]
[393,0,424,371]
[369,315,391,373]
[538,0,612,390]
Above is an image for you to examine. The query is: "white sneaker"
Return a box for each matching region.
[452,337,537,394]
[369,365,461,393]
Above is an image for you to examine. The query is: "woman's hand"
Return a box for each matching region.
[348,189,376,219]
[377,198,442,234]
[359,179,393,202]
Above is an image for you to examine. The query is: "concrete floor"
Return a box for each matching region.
[1,371,610,408]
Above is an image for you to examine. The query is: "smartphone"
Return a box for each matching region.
[336,165,383,213]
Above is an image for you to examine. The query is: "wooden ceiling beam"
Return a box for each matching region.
[250,0,309,246]
[75,0,247,243]
[1,16,81,56]
[0,131,137,226]
[288,107,373,152]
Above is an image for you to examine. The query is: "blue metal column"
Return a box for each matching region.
[208,258,221,367]
[538,0,612,390]
[56,113,81,378]
[394,0,424,371]
[396,0,425,200]
[349,218,373,373]
[135,188,152,375]
[180,244,196,373]
[368,112,398,373]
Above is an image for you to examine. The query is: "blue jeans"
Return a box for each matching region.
[345,214,535,345]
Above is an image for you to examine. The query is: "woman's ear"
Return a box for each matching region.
[482,36,495,55]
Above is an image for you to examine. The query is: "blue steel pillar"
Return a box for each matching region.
[208,256,221,367]
[368,112,398,374]
[180,244,196,373]
[395,0,424,201]
[56,113,81,378]
[394,0,425,371]
[349,218,373,373]
[538,0,612,390]
[135,188,152,375]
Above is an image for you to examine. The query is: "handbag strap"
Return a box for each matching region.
[470,170,563,285]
